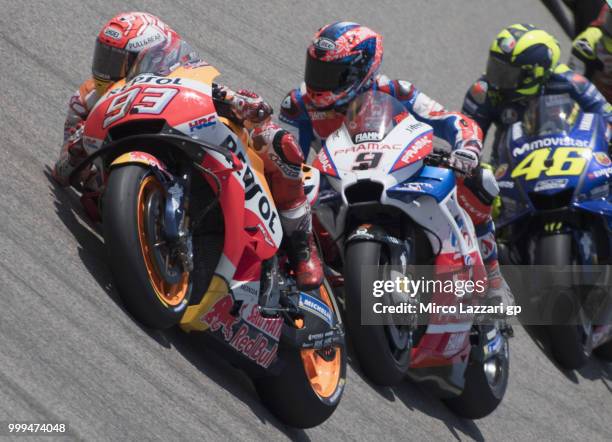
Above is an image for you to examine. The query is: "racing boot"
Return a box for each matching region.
[485,260,515,307]
[476,222,515,307]
[281,202,324,290]
[287,230,324,290]
[52,123,89,187]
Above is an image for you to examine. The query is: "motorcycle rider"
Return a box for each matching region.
[463,24,612,160]
[280,21,513,307]
[569,4,612,102]
[52,11,323,290]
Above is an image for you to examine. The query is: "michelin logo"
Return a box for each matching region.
[512,136,590,157]
[299,293,334,326]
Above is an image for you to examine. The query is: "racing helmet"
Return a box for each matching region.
[304,21,383,109]
[486,24,561,99]
[92,12,178,96]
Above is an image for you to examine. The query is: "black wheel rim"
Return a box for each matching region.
[145,187,182,285]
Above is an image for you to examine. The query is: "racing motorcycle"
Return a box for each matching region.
[67,39,345,428]
[495,94,612,369]
[312,90,510,419]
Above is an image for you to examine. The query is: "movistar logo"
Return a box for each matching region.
[512,136,590,157]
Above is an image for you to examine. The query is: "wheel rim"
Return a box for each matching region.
[484,340,508,388]
[385,324,411,360]
[137,175,189,307]
[381,256,411,362]
[484,357,502,386]
[300,284,342,398]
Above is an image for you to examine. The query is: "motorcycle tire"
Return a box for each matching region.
[103,165,191,329]
[254,282,346,428]
[344,240,411,386]
[548,325,588,369]
[535,234,587,369]
[444,335,510,419]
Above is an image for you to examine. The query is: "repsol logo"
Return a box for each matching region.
[223,136,278,234]
[512,136,590,156]
[128,75,183,86]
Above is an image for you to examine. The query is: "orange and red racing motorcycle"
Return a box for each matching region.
[67,38,345,428]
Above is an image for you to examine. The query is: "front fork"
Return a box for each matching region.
[471,321,513,364]
[152,165,194,273]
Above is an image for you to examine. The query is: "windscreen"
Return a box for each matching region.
[522,94,578,137]
[344,90,408,144]
[127,38,201,80]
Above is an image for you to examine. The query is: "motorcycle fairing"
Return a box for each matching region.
[497,109,612,228]
[387,165,456,203]
[312,114,434,189]
[83,65,285,343]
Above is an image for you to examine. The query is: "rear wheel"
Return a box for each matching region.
[254,282,346,428]
[344,240,411,386]
[103,165,191,329]
[444,330,510,419]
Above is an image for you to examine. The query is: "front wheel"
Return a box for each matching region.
[344,240,411,386]
[534,234,587,369]
[444,333,510,419]
[548,325,588,369]
[254,283,346,428]
[103,165,191,329]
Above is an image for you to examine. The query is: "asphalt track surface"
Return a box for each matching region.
[0,0,611,440]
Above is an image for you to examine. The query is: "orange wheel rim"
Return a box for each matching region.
[300,284,342,398]
[137,175,189,307]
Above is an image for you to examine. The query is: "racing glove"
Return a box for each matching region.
[214,85,273,125]
[449,140,481,174]
[232,89,273,123]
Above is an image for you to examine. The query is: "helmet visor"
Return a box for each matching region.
[486,56,522,91]
[92,40,133,81]
[305,54,354,92]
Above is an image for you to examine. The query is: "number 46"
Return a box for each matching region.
[511,147,589,180]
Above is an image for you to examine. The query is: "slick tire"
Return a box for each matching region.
[254,345,346,429]
[548,324,588,369]
[254,282,346,429]
[103,165,191,329]
[443,336,510,419]
[535,234,587,369]
[344,241,411,386]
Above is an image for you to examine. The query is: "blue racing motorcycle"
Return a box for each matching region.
[496,94,612,369]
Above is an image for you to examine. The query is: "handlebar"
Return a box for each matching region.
[424,151,476,178]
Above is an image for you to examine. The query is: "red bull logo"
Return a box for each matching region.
[202,296,239,340]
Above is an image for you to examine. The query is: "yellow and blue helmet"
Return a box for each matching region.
[486,24,561,98]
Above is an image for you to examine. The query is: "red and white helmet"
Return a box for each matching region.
[305,22,383,109]
[92,12,179,95]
